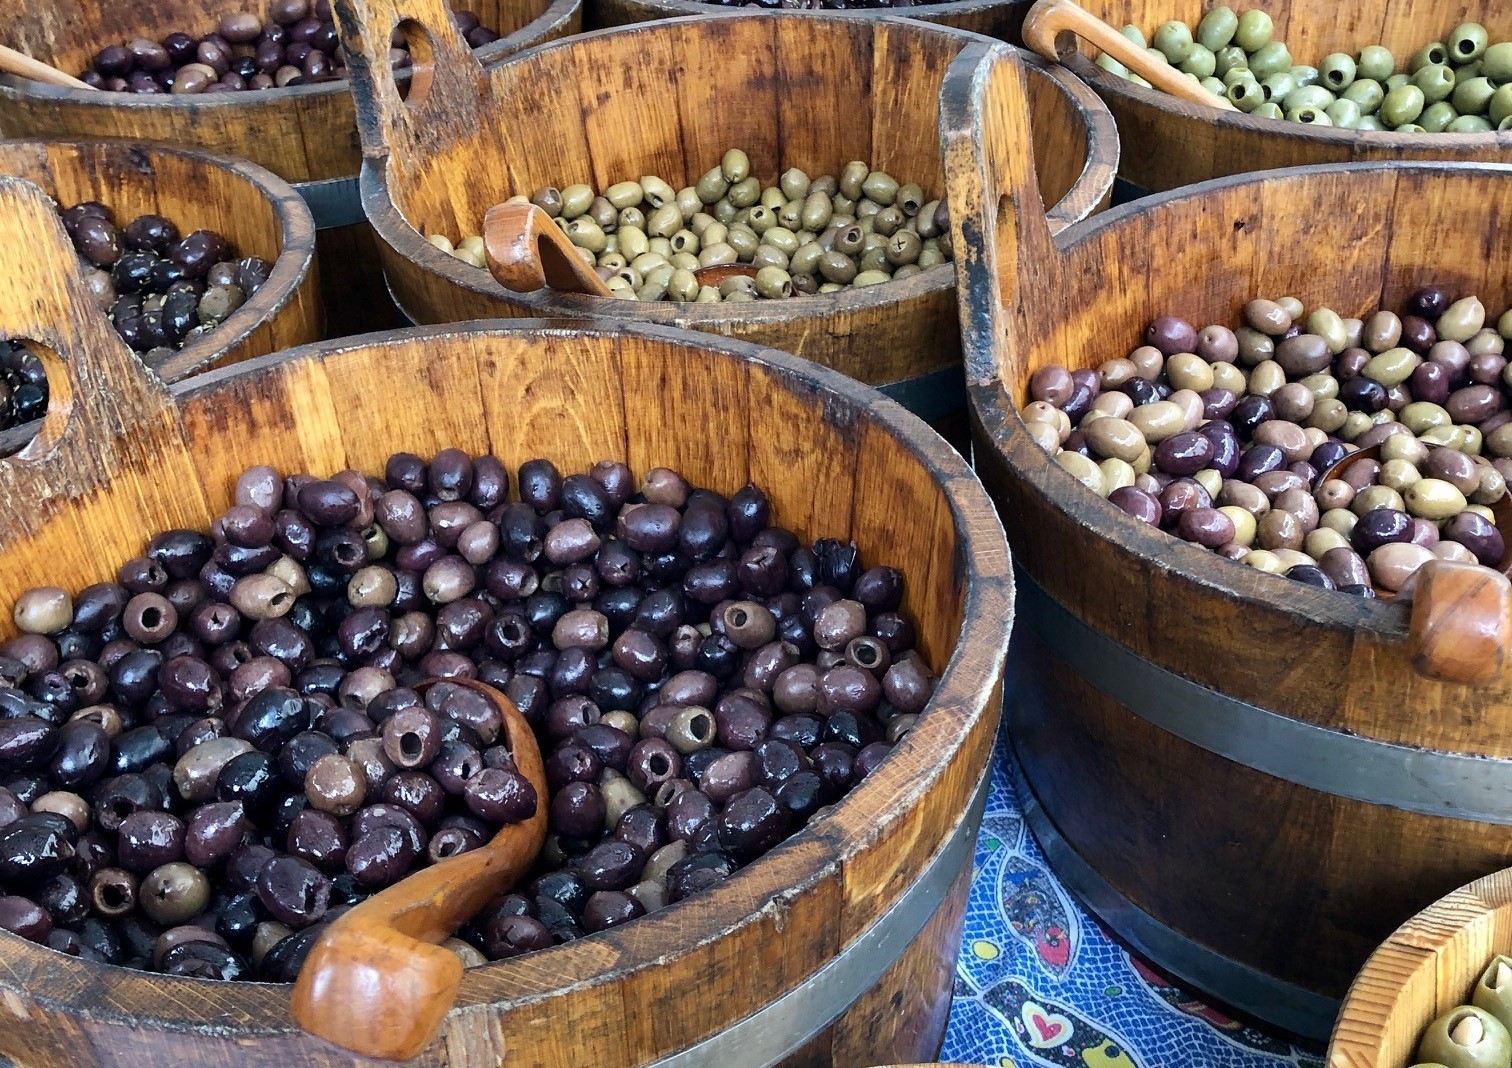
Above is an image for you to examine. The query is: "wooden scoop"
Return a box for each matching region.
[483,201,758,299]
[0,44,96,90]
[1022,0,1235,112]
[290,678,548,1061]
[1318,443,1512,684]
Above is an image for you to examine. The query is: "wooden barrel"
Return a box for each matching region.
[0,174,1013,1068]
[587,0,1030,45]
[943,39,1512,1042]
[1056,0,1512,193]
[1328,868,1512,1068]
[342,3,1117,430]
[0,138,320,388]
[0,0,582,337]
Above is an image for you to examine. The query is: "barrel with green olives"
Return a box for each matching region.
[1105,6,1512,133]
[438,148,953,303]
[1023,285,1512,598]
[1407,954,1512,1068]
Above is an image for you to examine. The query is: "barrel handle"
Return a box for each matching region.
[940,41,1064,389]
[332,0,493,164]
[1404,560,1512,684]
[291,680,547,1061]
[0,177,184,508]
[1021,0,1233,111]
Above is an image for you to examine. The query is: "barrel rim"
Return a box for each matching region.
[0,0,581,109]
[595,0,1027,25]
[962,158,1512,641]
[1073,55,1512,156]
[0,316,1013,1046]
[358,11,1117,331]
[0,136,318,386]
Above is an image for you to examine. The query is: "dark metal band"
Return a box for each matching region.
[648,764,989,1068]
[876,365,967,423]
[1014,565,1512,823]
[1009,746,1339,1040]
[293,176,365,230]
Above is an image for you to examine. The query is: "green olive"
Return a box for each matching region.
[1181,44,1217,79]
[1227,78,1265,111]
[1439,295,1487,342]
[1449,114,1495,132]
[1287,105,1332,126]
[565,217,606,254]
[1418,101,1459,133]
[1363,346,1420,386]
[1196,6,1238,51]
[1357,114,1387,131]
[1386,73,1412,91]
[646,202,682,239]
[1486,42,1512,84]
[1399,401,1451,433]
[778,168,810,201]
[727,177,761,209]
[1416,1005,1512,1068]
[560,183,595,220]
[1412,63,1457,104]
[1153,20,1195,64]
[1380,84,1427,127]
[666,268,699,302]
[1474,955,1512,1034]
[1214,45,1249,77]
[1326,98,1362,128]
[695,167,729,205]
[1320,53,1356,90]
[1233,9,1273,52]
[1225,66,1259,88]
[754,265,793,299]
[1284,84,1335,111]
[694,285,719,303]
[1490,83,1512,123]
[1119,23,1147,48]
[1252,101,1284,120]
[1342,77,1385,112]
[1260,71,1297,102]
[1248,41,1292,79]
[1410,42,1450,73]
[763,225,800,255]
[1450,22,1490,64]
[605,180,643,210]
[839,161,869,200]
[1097,54,1129,77]
[669,228,699,255]
[1356,45,1395,83]
[721,148,750,183]
[1454,74,1496,115]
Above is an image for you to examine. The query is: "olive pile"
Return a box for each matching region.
[1025,287,1512,596]
[1412,954,1512,1067]
[1109,8,1512,132]
[61,202,270,359]
[440,149,952,302]
[0,452,931,980]
[0,343,47,433]
[81,1,498,94]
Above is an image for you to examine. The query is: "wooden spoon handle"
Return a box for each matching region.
[483,201,615,298]
[290,680,548,1060]
[1406,560,1512,684]
[0,44,95,90]
[1022,0,1235,112]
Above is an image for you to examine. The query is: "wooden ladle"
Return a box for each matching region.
[290,678,548,1061]
[1022,0,1235,112]
[483,202,758,299]
[1317,443,1512,684]
[0,44,96,90]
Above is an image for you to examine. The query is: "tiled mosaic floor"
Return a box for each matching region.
[940,735,1325,1068]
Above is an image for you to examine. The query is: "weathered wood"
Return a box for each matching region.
[1052,0,1512,191]
[0,173,1013,1067]
[0,138,321,384]
[942,36,1512,1014]
[1328,868,1512,1068]
[343,9,1117,389]
[0,0,582,184]
[586,0,1029,45]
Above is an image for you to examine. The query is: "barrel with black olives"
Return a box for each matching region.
[60,201,270,360]
[1409,954,1512,1068]
[1110,7,1512,133]
[0,452,932,981]
[439,148,952,301]
[1024,287,1512,598]
[79,0,500,94]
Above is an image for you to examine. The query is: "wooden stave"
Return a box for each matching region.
[352,10,1117,391]
[0,169,1013,1062]
[585,0,1030,44]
